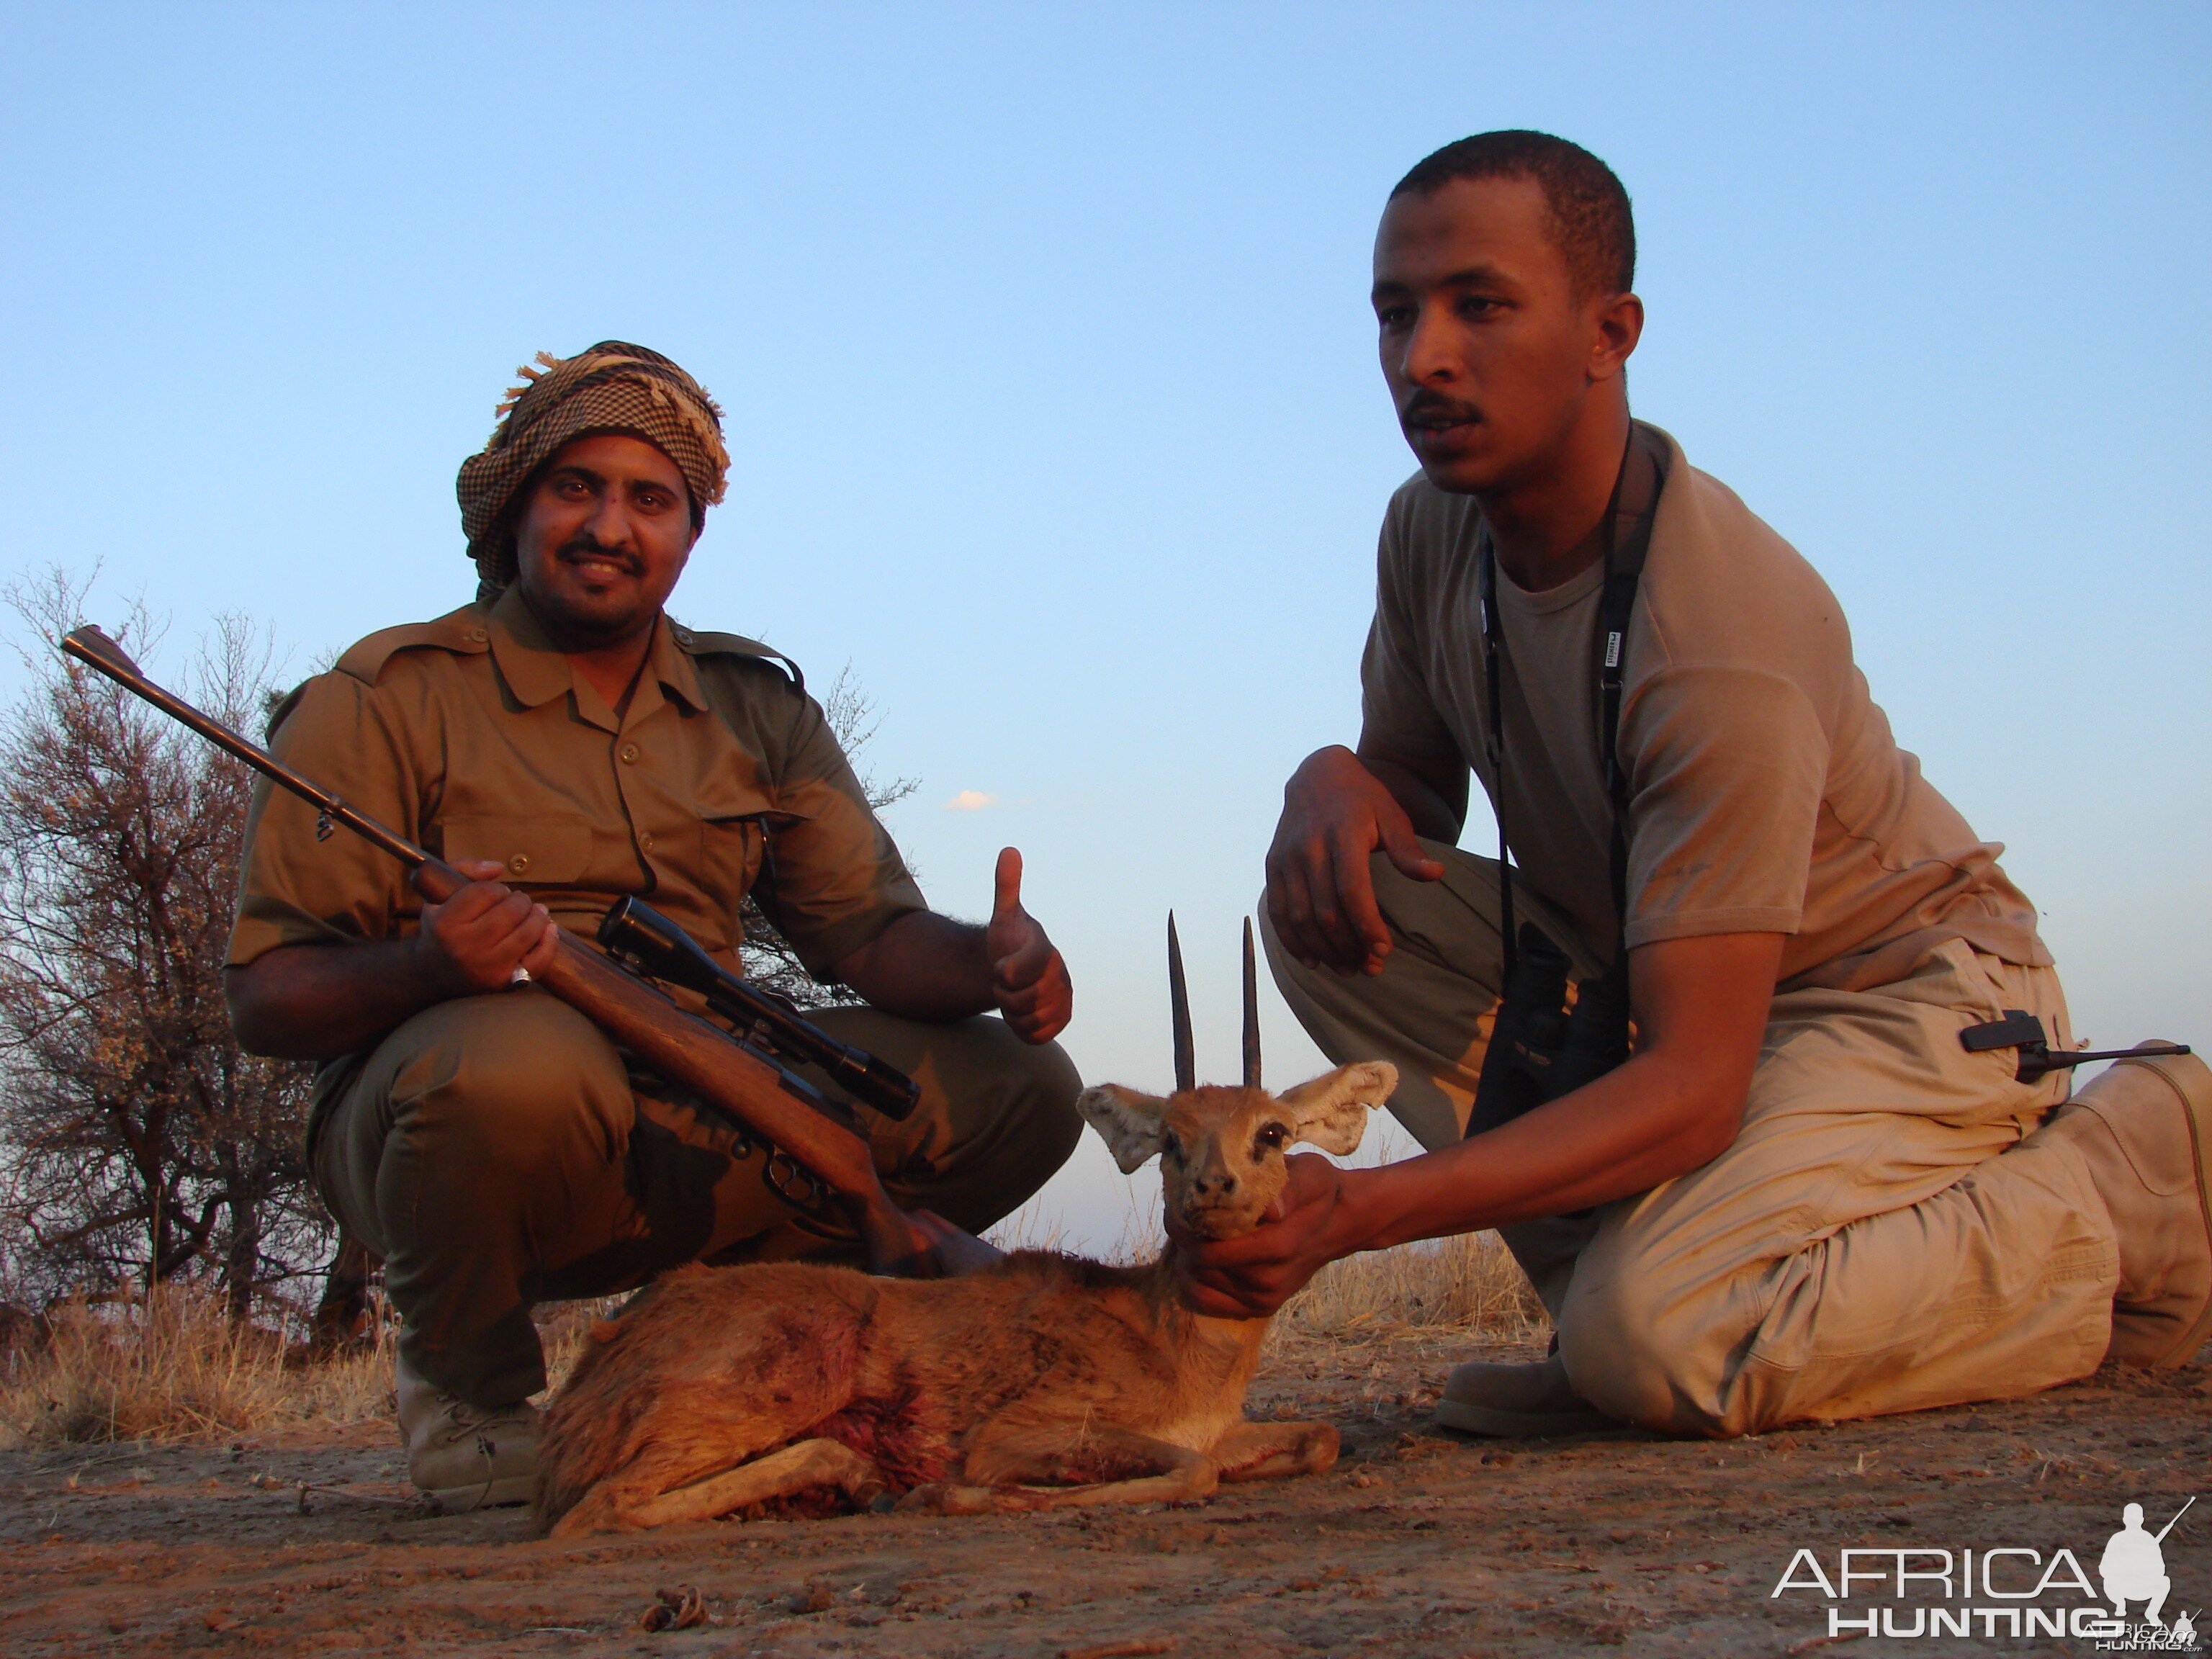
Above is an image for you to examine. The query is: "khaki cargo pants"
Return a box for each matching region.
[310,990,1082,1406]
[1267,842,2121,1437]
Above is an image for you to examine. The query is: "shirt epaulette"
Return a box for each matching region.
[335,606,493,687]
[667,624,805,694]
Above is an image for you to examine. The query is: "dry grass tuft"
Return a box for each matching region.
[1275,1231,1547,1344]
[0,1289,621,1448]
[0,1291,396,1447]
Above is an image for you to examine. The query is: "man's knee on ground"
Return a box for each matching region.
[1556,1265,1738,1438]
[378,989,632,1169]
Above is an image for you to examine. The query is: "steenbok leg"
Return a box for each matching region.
[902,1424,1219,1514]
[1212,1420,1339,1483]
[552,1438,885,1537]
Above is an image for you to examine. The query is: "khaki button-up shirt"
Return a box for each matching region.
[228,585,925,984]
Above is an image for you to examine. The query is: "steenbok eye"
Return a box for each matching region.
[1254,1125,1289,1154]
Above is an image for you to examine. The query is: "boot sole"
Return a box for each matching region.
[2112,1050,2212,1370]
[1431,1398,1617,1438]
[418,1474,536,1513]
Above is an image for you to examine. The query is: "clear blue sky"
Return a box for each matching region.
[4,4,2205,1248]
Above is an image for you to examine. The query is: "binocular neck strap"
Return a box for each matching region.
[1477,428,1665,980]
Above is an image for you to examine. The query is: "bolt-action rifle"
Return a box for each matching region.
[58,624,998,1280]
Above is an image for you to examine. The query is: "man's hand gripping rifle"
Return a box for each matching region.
[58,624,1001,1280]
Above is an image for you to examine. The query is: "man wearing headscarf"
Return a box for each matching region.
[224,343,1082,1507]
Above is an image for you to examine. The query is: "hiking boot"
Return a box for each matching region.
[395,1354,540,1510]
[1432,1352,1617,1437]
[2036,1045,2212,1369]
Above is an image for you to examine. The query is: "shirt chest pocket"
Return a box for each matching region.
[440,814,594,886]
[691,770,781,913]
[697,815,768,912]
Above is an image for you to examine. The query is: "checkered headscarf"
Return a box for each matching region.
[457,341,729,596]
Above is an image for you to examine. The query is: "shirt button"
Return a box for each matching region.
[507,853,529,875]
[638,832,655,853]
[465,627,488,643]
[619,742,640,764]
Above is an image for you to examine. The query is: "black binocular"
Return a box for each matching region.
[1467,923,1632,1138]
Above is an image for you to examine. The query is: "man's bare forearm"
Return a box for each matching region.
[834,855,1073,1042]
[225,938,447,1061]
[228,860,561,1061]
[830,910,995,1022]
[1334,1044,1745,1250]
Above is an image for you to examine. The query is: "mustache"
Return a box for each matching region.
[556,535,642,572]
[1399,389,1480,427]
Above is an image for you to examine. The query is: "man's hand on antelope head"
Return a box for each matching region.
[1077,1061,1398,1319]
[1169,1146,1360,1320]
[986,847,1074,1043]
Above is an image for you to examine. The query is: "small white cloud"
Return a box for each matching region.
[944,789,999,812]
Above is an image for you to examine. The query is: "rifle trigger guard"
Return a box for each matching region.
[761,1148,833,1218]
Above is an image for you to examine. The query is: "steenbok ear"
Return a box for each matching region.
[1076,1084,1170,1174]
[1276,1061,1397,1156]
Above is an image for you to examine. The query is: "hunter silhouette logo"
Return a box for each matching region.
[2101,1499,2195,1636]
[1768,1495,2202,1648]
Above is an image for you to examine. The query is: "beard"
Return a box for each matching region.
[516,535,667,648]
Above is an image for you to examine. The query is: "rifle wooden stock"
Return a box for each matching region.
[58,624,997,1280]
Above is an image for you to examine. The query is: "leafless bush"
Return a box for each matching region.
[0,571,325,1319]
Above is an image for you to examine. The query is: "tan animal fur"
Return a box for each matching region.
[534,1060,1396,1535]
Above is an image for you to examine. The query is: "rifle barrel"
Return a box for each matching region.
[61,626,429,872]
[2155,1495,2196,1543]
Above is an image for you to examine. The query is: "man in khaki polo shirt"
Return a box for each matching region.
[225,343,1082,1504]
[1176,132,2211,1437]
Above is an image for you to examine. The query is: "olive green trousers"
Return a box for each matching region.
[1266,842,2119,1437]
[310,988,1082,1406]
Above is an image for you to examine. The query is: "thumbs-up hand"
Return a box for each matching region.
[985,846,1073,1043]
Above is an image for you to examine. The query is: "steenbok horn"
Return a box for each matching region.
[1167,912,1195,1094]
[1242,916,1261,1089]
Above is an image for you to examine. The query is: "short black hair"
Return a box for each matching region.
[1390,131,1635,297]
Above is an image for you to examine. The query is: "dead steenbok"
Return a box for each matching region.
[535,918,1395,1536]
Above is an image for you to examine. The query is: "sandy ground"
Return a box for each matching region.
[2,1334,2207,1659]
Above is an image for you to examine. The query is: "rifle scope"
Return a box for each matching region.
[598,897,921,1122]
